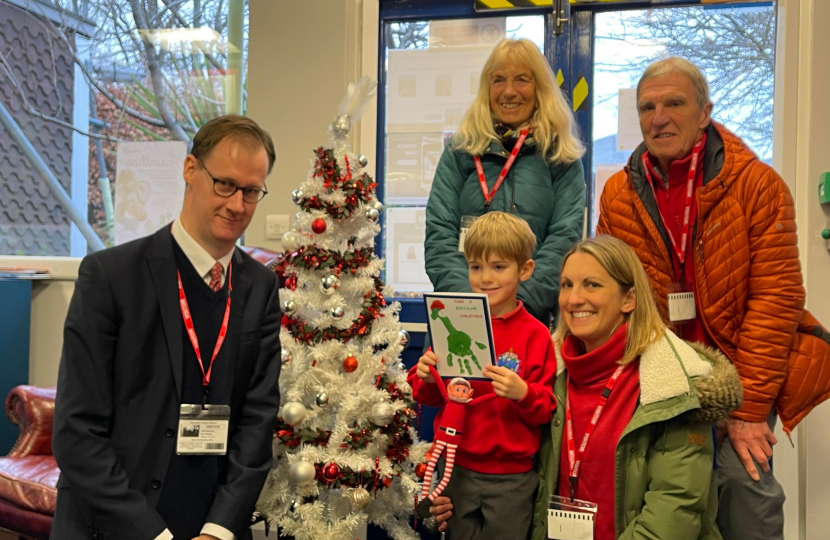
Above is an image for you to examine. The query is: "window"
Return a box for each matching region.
[590,3,776,231]
[380,15,544,295]
[0,0,248,256]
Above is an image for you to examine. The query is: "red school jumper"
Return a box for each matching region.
[407,301,557,474]
[557,323,641,540]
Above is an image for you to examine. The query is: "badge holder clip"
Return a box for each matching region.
[547,495,597,540]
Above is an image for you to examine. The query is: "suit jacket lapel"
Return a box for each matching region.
[147,226,184,403]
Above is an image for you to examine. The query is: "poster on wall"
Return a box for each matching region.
[114,141,187,246]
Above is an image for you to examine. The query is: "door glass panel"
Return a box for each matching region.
[590,4,776,232]
[382,16,544,295]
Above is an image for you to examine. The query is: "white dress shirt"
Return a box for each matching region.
[171,217,235,287]
[154,218,237,540]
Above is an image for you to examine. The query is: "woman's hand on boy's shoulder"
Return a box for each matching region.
[483,365,529,401]
[417,351,440,383]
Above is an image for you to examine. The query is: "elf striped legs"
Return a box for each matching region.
[420,440,458,502]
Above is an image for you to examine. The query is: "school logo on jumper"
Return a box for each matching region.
[496,349,521,373]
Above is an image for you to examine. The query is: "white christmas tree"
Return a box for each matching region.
[256,78,428,540]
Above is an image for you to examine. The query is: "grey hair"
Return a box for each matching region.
[637,57,712,109]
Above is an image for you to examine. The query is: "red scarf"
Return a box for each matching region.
[557,323,640,540]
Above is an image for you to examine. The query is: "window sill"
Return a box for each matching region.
[0,256,81,281]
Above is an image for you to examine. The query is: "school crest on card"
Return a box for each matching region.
[497,349,521,373]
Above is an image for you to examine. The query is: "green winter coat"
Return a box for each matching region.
[424,142,585,323]
[530,331,743,540]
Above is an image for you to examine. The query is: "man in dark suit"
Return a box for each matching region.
[51,115,281,540]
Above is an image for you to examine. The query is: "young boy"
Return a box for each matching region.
[407,211,557,540]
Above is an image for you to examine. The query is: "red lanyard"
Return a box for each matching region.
[473,129,529,209]
[641,138,704,265]
[565,364,626,501]
[177,261,232,387]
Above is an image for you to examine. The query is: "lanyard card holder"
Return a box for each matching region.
[548,495,597,540]
[458,215,478,253]
[176,404,231,455]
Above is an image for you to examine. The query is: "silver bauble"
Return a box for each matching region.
[333,114,352,134]
[399,328,411,348]
[289,460,316,486]
[281,348,292,365]
[315,392,329,407]
[348,487,371,510]
[320,274,340,295]
[370,402,396,426]
[397,362,406,372]
[330,306,345,320]
[357,154,369,167]
[282,299,297,315]
[282,231,301,252]
[291,189,304,204]
[280,401,307,426]
[289,499,298,512]
[369,199,384,214]
[365,207,380,222]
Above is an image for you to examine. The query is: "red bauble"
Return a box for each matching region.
[342,356,358,373]
[415,463,427,479]
[323,462,341,482]
[277,429,292,439]
[312,218,327,234]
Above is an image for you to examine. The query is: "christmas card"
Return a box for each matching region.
[424,292,497,379]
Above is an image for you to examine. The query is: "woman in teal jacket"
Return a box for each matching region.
[425,38,586,324]
[430,236,742,540]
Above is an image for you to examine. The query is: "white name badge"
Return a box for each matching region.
[548,495,597,540]
[668,292,696,322]
[458,215,478,253]
[176,404,230,455]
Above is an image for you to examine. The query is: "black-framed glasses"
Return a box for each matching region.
[198,158,268,203]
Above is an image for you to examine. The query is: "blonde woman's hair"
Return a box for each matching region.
[452,38,585,164]
[637,57,712,109]
[554,235,665,365]
[464,212,536,266]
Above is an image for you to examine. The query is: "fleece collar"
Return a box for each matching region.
[639,330,712,405]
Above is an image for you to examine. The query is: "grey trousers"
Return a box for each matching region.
[715,411,786,540]
[439,460,539,540]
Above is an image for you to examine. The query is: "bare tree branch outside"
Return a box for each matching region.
[596,6,776,159]
[1,0,247,246]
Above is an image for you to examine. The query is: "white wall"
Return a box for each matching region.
[245,0,368,253]
[789,0,830,537]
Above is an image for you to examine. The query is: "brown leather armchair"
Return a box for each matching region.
[0,385,58,539]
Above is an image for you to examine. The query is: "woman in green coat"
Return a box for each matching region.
[430,235,742,540]
[425,38,586,324]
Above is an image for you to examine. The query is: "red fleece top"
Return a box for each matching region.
[644,134,714,347]
[408,301,557,474]
[556,324,640,540]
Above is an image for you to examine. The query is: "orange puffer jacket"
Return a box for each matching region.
[597,122,830,432]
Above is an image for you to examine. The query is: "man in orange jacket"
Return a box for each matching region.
[597,57,830,540]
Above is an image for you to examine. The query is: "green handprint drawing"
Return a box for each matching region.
[429,300,485,376]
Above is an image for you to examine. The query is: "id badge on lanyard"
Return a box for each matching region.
[177,404,231,455]
[548,495,597,540]
[458,215,478,253]
[642,139,704,324]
